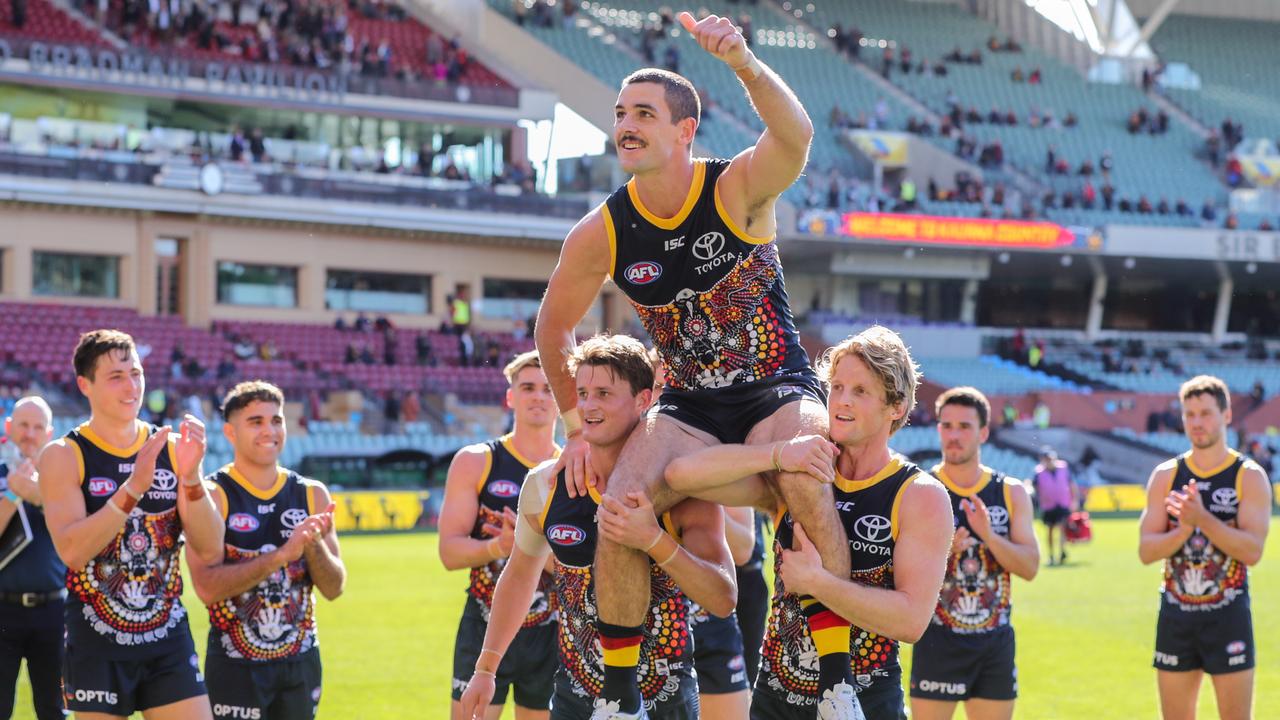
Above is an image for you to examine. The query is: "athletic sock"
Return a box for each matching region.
[598,621,644,713]
[800,596,854,693]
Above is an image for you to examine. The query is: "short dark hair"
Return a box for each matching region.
[1180,375,1230,412]
[222,381,286,420]
[73,329,136,380]
[623,68,701,126]
[935,386,991,428]
[568,334,655,396]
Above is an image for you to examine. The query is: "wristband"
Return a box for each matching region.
[656,544,681,568]
[486,538,504,560]
[734,55,762,82]
[771,442,784,473]
[122,482,143,501]
[643,530,665,553]
[561,410,582,437]
[2,489,18,504]
[107,496,128,517]
[471,668,496,680]
[184,481,207,501]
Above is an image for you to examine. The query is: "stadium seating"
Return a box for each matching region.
[1112,428,1240,456]
[918,355,1086,397]
[891,425,1039,479]
[1151,15,1280,142]
[0,0,112,47]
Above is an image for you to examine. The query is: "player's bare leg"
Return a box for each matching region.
[908,698,958,720]
[1209,669,1253,720]
[963,698,1015,720]
[1157,670,1203,720]
[140,696,215,720]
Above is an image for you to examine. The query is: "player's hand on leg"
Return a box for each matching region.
[459,672,497,720]
[678,11,752,70]
[553,435,598,498]
[779,524,826,596]
[598,492,662,551]
[776,435,839,484]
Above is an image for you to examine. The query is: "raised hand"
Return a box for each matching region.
[173,414,207,480]
[962,496,992,541]
[678,11,753,70]
[128,425,172,496]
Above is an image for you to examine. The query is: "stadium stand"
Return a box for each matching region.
[0,0,112,47]
[918,355,1087,396]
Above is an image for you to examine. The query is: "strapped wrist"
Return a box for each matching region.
[561,410,582,437]
[733,55,762,81]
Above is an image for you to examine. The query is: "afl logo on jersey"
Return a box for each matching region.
[229,513,260,532]
[88,477,118,496]
[624,261,662,285]
[548,524,587,546]
[489,480,520,498]
[281,508,308,529]
[151,469,177,491]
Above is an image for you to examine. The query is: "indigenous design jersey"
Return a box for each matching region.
[932,465,1016,634]
[1163,451,1250,612]
[540,471,693,709]
[759,458,920,703]
[206,466,318,662]
[604,158,809,390]
[64,422,188,655]
[467,435,556,628]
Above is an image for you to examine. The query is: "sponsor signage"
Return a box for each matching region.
[1107,225,1280,263]
[843,212,1076,249]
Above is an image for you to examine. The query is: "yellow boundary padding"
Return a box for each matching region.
[333,490,431,532]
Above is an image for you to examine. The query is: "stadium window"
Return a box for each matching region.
[216,261,298,308]
[482,278,547,320]
[325,270,432,315]
[33,252,119,298]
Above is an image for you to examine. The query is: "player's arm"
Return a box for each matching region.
[535,208,611,495]
[438,446,511,570]
[39,432,167,571]
[173,417,225,566]
[680,12,812,211]
[658,498,738,617]
[1186,464,1271,566]
[664,435,837,513]
[782,478,952,642]
[724,506,756,566]
[302,482,345,600]
[970,481,1040,580]
[187,485,324,605]
[1138,462,1191,565]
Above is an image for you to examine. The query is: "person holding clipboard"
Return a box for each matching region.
[0,395,64,720]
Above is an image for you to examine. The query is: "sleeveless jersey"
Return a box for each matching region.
[539,471,693,710]
[467,435,556,628]
[759,458,920,703]
[932,465,1017,634]
[1163,451,1250,613]
[604,158,809,390]
[63,422,189,656]
[206,466,318,662]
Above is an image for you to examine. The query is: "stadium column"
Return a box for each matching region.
[1085,256,1107,339]
[1211,261,1232,343]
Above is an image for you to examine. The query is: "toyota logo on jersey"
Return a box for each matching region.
[547,524,587,546]
[1211,488,1238,507]
[88,477,118,496]
[151,469,178,491]
[229,513,260,532]
[489,480,520,498]
[987,505,1010,529]
[853,515,893,543]
[624,261,662,285]
[281,508,308,529]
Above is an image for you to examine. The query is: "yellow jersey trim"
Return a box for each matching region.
[714,181,775,245]
[77,420,148,458]
[475,447,494,495]
[627,161,705,230]
[70,441,86,485]
[225,464,289,501]
[538,473,558,532]
[835,457,903,493]
[934,465,992,497]
[1003,478,1016,524]
[890,472,921,542]
[602,203,618,279]
[210,484,229,521]
[1184,449,1240,479]
[301,478,325,515]
[500,434,547,470]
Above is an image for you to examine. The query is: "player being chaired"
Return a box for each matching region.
[459,335,737,719]
[911,387,1040,720]
[440,351,561,720]
[536,11,853,718]
[1139,376,1270,720]
[666,326,953,720]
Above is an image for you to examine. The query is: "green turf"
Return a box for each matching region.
[11,519,1280,718]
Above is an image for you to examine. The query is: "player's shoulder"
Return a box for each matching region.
[1151,456,1181,480]
[449,442,493,470]
[905,469,948,499]
[1239,457,1270,483]
[36,436,77,466]
[527,458,559,490]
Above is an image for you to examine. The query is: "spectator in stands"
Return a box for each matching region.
[1138,196,1153,214]
[384,329,398,366]
[402,390,421,424]
[1011,67,1024,83]
[1099,151,1113,181]
[359,345,376,365]
[1099,183,1114,211]
[1205,130,1222,168]
[383,391,401,433]
[450,289,471,335]
[1028,67,1041,84]
[1175,198,1191,217]
[1261,219,1275,231]
[1250,380,1265,410]
[259,339,278,361]
[335,315,348,331]
[898,179,917,210]
[146,387,169,425]
[458,330,474,367]
[1063,111,1078,127]
[1033,447,1077,565]
[1224,213,1239,230]
[881,46,893,78]
[1117,197,1132,213]
[1156,198,1170,215]
[1078,159,1094,176]
[1045,145,1057,174]
[899,47,912,74]
[1200,200,1217,225]
[229,127,246,162]
[1081,181,1096,209]
[1001,402,1017,429]
[414,334,435,366]
[1225,156,1243,188]
[217,355,236,380]
[345,343,359,364]
[355,312,371,332]
[249,128,267,163]
[233,336,256,360]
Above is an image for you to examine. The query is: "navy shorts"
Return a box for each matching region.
[750,674,906,720]
[550,674,699,720]
[63,632,206,715]
[1155,598,1254,675]
[1041,506,1070,527]
[692,612,750,695]
[206,648,322,720]
[909,625,1017,701]
[452,601,557,709]
[653,369,825,444]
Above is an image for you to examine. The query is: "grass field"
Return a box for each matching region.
[12,517,1280,719]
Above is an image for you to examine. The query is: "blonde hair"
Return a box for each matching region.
[816,325,920,434]
[503,350,543,384]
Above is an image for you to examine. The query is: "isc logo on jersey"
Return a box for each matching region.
[624,261,662,285]
[489,480,520,498]
[548,524,587,546]
[88,477,118,496]
[229,513,260,532]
